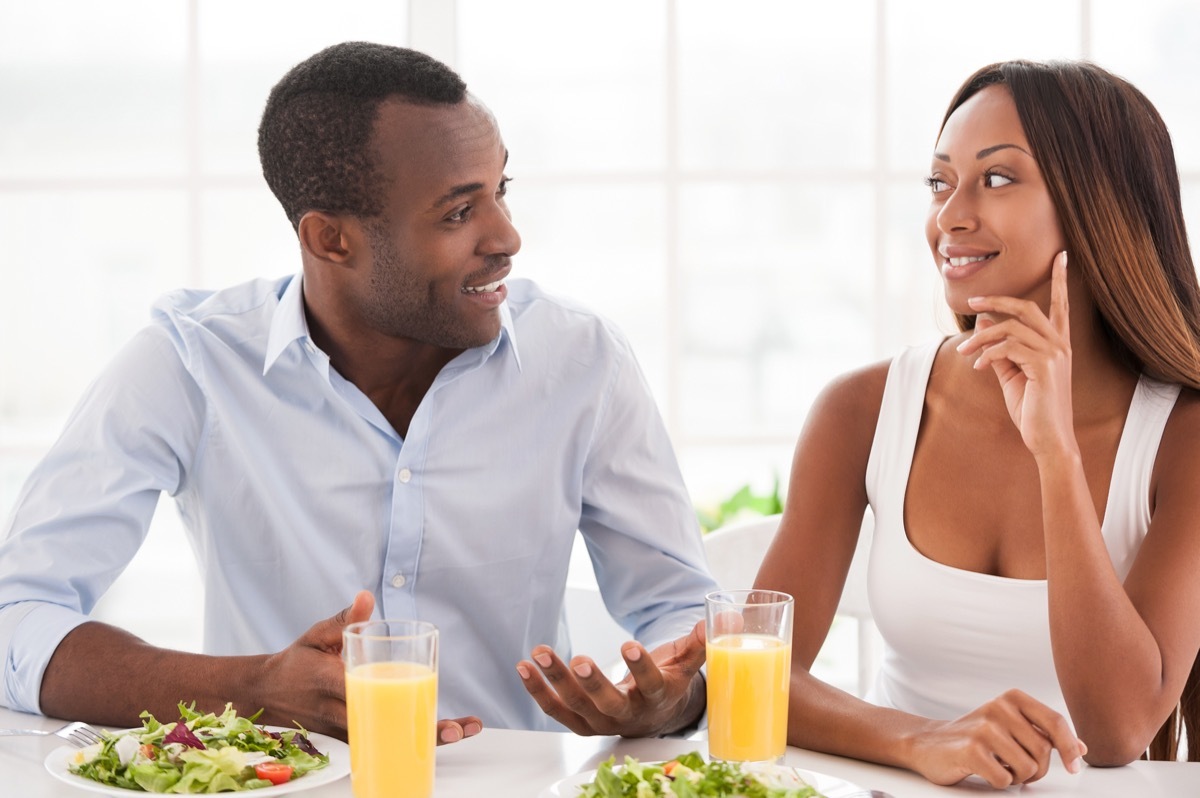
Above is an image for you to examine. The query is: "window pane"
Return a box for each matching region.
[678,443,794,515]
[458,0,668,174]
[1091,0,1200,171]
[885,180,954,347]
[0,192,188,431]
[678,0,876,171]
[200,187,300,288]
[0,1,188,177]
[507,182,669,403]
[198,1,409,175]
[678,182,874,438]
[885,0,1082,171]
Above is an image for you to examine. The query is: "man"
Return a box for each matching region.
[0,42,714,742]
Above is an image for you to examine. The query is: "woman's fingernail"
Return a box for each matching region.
[967,296,984,307]
[1066,756,1082,774]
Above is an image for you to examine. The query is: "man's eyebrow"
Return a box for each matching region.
[933,143,1031,163]
[433,182,485,209]
[432,150,510,209]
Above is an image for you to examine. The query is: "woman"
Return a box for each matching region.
[757,59,1200,787]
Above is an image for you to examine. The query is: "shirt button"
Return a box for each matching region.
[390,573,407,588]
[398,468,412,483]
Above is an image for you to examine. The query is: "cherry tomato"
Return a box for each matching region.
[254,762,294,785]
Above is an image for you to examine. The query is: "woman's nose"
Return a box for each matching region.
[936,186,979,233]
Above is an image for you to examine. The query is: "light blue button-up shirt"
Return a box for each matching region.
[0,274,715,730]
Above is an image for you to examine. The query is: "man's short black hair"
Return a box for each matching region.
[257,41,468,230]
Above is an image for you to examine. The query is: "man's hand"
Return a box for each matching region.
[516,620,706,737]
[257,591,483,745]
[254,591,375,738]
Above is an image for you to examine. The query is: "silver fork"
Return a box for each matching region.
[0,721,105,748]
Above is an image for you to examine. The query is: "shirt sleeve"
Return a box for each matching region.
[0,324,205,713]
[577,328,717,652]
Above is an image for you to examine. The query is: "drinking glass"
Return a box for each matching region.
[705,589,794,763]
[343,620,438,798]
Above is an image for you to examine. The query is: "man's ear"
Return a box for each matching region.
[297,211,360,265]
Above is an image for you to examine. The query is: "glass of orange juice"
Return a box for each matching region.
[343,620,438,798]
[705,589,794,764]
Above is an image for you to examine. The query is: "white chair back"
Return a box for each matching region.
[702,510,881,697]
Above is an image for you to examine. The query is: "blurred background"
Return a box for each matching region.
[2,0,1198,659]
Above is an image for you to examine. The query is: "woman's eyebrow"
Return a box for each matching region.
[933,142,1033,163]
[976,143,1032,159]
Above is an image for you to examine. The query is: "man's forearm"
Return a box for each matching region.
[39,621,268,727]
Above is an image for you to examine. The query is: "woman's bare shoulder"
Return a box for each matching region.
[809,357,893,428]
[1154,386,1200,480]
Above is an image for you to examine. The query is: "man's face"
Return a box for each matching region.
[353,96,521,350]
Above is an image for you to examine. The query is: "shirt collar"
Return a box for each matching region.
[495,300,522,372]
[262,272,310,376]
[263,272,522,375]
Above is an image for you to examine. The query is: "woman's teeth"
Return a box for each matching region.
[946,254,994,267]
[463,279,503,294]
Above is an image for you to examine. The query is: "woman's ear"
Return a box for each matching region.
[297,211,359,265]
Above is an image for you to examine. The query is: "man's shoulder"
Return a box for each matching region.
[151,275,292,327]
[504,278,631,353]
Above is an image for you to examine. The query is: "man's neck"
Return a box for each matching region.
[304,303,463,439]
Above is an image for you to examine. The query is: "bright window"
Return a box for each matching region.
[2,1,1197,656]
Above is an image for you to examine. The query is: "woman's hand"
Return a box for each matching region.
[955,251,1075,461]
[907,689,1086,788]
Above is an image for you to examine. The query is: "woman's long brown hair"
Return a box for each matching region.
[941,60,1200,761]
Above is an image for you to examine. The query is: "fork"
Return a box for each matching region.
[0,721,105,748]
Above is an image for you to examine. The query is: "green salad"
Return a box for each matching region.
[576,752,825,798]
[68,703,328,793]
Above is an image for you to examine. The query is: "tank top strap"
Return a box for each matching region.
[1102,376,1180,580]
[865,340,941,512]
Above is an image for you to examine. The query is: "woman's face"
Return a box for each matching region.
[925,84,1066,316]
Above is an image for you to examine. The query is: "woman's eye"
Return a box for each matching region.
[923,176,949,193]
[984,172,1014,188]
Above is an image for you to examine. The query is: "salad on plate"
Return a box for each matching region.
[575,752,826,798]
[68,702,328,793]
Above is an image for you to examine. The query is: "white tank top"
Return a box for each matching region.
[863,340,1180,722]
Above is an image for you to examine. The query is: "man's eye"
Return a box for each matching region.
[498,176,513,197]
[447,206,471,223]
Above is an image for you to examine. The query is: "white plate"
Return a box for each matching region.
[540,761,866,798]
[44,727,349,796]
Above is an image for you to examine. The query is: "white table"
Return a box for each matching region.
[3,706,1194,797]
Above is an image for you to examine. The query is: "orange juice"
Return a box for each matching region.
[346,661,438,798]
[706,633,791,762]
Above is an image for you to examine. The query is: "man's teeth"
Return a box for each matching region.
[463,279,504,294]
[946,254,994,267]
